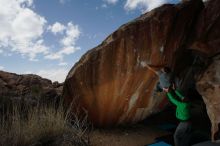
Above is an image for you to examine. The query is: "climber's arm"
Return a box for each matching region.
[167,92,181,106]
[175,89,185,100]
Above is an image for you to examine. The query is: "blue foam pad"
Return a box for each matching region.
[147,141,172,146]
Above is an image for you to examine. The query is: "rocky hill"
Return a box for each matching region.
[0,70,63,106]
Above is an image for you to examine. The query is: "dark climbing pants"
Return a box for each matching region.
[174,121,192,146]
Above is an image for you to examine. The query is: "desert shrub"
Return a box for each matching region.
[0,101,90,146]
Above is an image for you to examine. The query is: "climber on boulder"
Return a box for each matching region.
[156,67,172,92]
[163,84,192,146]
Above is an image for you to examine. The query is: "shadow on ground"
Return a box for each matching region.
[90,99,211,146]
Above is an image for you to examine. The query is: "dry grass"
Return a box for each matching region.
[0,102,90,146]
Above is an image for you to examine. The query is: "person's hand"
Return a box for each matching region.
[163,87,169,93]
[172,83,176,90]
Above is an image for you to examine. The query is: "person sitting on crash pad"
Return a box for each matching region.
[163,84,192,146]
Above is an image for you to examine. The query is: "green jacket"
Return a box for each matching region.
[167,90,191,121]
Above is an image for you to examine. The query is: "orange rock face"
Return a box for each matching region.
[64,1,220,140]
[63,0,205,127]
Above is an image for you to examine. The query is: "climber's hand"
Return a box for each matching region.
[172,83,176,90]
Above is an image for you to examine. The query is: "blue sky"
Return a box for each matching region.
[0,0,180,82]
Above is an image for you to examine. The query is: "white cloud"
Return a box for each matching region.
[58,62,68,66]
[45,46,80,60]
[48,22,66,35]
[59,0,70,4]
[45,22,81,61]
[102,0,118,8]
[61,23,80,46]
[101,4,108,8]
[35,68,68,82]
[124,0,178,12]
[0,66,4,70]
[59,0,65,4]
[4,53,12,57]
[0,0,48,61]
[0,0,81,63]
[0,50,3,54]
[104,0,118,4]
[45,53,62,60]
[18,0,33,6]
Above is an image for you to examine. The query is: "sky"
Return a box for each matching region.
[0,0,182,82]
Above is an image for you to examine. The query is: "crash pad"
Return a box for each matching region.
[147,141,172,146]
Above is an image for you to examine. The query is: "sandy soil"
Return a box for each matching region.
[89,101,211,146]
[90,124,170,146]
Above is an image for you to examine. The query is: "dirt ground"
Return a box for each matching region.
[89,101,211,146]
[89,108,176,146]
[90,124,170,146]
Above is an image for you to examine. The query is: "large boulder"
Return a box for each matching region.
[191,0,220,141]
[63,0,204,126]
[191,0,220,57]
[197,55,220,141]
[64,0,220,141]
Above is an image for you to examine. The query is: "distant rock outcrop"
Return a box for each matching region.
[0,71,63,106]
[63,0,220,141]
